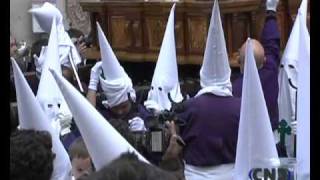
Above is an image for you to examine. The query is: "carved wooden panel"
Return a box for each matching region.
[110,16,132,49]
[277,11,290,50]
[145,16,167,51]
[132,20,143,48]
[186,15,208,54]
[80,0,301,66]
[231,13,251,53]
[90,12,104,47]
[175,20,184,51]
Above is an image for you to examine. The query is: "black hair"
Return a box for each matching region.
[67,28,84,39]
[30,38,48,71]
[10,103,19,135]
[81,152,178,180]
[10,129,55,180]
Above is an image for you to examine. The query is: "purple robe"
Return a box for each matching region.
[178,93,241,166]
[61,129,81,150]
[232,14,280,131]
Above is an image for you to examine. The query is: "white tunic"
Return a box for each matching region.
[184,163,234,180]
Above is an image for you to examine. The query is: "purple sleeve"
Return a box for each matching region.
[259,12,281,130]
[137,104,154,122]
[176,99,195,135]
[260,12,281,68]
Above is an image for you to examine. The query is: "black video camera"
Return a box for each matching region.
[78,35,93,48]
[126,93,186,157]
[144,93,187,155]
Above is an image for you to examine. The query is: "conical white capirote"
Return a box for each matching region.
[277,69,295,157]
[234,38,280,180]
[145,3,183,111]
[36,17,68,131]
[49,69,149,170]
[299,0,308,24]
[97,22,128,80]
[296,3,310,179]
[29,2,63,33]
[96,22,136,108]
[29,2,82,78]
[196,0,232,97]
[277,0,309,158]
[11,59,72,180]
[36,17,67,132]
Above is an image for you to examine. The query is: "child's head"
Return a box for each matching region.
[68,137,94,179]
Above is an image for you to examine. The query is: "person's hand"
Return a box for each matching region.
[128,117,147,132]
[57,102,73,136]
[291,120,297,135]
[57,112,72,136]
[76,36,88,57]
[88,61,102,91]
[266,0,279,12]
[34,46,47,72]
[162,121,185,160]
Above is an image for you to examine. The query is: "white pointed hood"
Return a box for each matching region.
[296,1,310,178]
[279,0,308,90]
[29,2,63,33]
[277,0,308,158]
[144,3,183,111]
[36,17,65,133]
[11,59,72,180]
[49,69,148,170]
[196,0,232,97]
[96,22,136,108]
[234,38,280,179]
[29,2,82,67]
[277,69,295,157]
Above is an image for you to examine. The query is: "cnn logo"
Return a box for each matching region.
[249,168,295,180]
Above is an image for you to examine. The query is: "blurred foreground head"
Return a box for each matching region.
[10,129,55,180]
[80,152,178,180]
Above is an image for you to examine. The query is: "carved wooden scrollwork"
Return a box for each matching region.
[66,0,91,35]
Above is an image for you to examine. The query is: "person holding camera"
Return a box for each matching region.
[86,23,152,132]
[86,23,154,163]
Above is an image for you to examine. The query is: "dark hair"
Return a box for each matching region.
[30,38,48,71]
[31,38,48,58]
[67,28,84,39]
[68,137,90,160]
[10,129,55,180]
[81,152,178,180]
[10,103,19,135]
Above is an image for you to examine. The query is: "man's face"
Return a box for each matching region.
[62,67,74,83]
[71,157,93,179]
[110,100,132,119]
[10,36,18,56]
